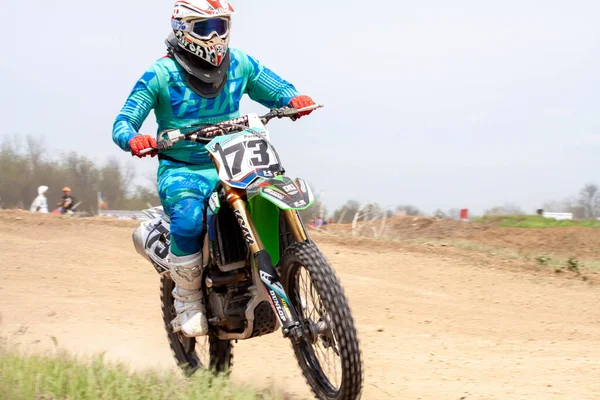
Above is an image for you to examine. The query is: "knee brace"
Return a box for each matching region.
[170,197,204,255]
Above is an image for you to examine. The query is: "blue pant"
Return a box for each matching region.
[157,162,220,257]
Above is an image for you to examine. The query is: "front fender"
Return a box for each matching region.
[247,176,315,211]
[247,176,313,266]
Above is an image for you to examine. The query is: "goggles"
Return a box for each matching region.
[171,18,230,40]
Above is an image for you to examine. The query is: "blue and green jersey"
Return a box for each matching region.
[113,49,299,165]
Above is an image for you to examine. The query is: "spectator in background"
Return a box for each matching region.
[315,216,325,228]
[30,186,49,213]
[57,187,76,214]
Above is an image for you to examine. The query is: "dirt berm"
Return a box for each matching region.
[1,210,599,399]
[327,215,600,260]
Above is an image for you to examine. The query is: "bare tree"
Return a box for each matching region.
[484,203,524,216]
[578,183,600,218]
[333,200,361,224]
[395,204,423,216]
[0,137,158,213]
[543,199,571,212]
[144,171,159,191]
[543,197,585,219]
[26,135,45,170]
[298,185,326,224]
[447,208,461,220]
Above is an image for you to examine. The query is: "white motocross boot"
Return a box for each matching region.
[169,252,208,337]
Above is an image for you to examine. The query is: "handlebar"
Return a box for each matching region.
[259,103,323,124]
[138,104,323,156]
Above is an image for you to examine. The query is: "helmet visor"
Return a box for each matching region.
[190,18,230,40]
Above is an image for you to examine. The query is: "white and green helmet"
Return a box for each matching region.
[171,0,235,67]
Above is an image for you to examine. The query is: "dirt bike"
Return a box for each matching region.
[132,104,363,400]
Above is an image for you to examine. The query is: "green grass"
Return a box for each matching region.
[0,349,279,400]
[476,215,600,228]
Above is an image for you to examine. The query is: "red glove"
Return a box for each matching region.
[289,95,315,118]
[129,135,157,158]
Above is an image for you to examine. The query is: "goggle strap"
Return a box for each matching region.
[171,20,193,32]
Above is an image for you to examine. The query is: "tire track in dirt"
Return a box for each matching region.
[1,212,599,399]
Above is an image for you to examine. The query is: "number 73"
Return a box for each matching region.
[223,139,270,176]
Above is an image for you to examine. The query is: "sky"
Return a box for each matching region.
[1,0,599,215]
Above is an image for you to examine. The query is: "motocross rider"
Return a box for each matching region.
[112,0,315,337]
[57,187,76,214]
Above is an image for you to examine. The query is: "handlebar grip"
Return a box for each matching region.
[138,148,155,156]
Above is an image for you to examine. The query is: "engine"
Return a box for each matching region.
[207,278,254,332]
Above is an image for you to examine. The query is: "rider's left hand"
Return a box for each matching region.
[289,95,315,118]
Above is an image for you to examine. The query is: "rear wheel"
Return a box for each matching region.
[160,274,233,375]
[281,242,363,400]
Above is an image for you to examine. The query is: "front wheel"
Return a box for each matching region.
[281,242,363,400]
[160,274,233,375]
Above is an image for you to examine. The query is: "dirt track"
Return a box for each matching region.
[1,211,600,399]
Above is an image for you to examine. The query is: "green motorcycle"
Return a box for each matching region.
[133,105,363,400]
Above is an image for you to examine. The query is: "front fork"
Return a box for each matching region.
[224,184,307,342]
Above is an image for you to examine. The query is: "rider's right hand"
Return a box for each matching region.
[129,135,157,158]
